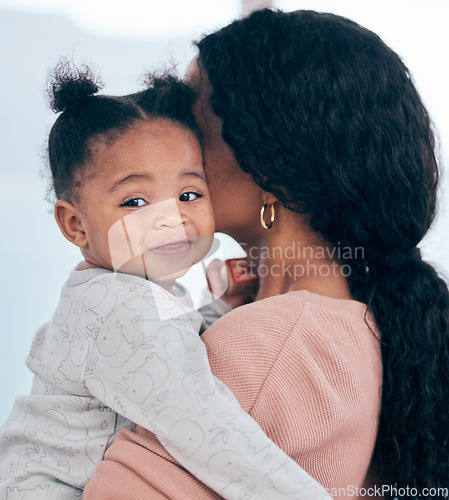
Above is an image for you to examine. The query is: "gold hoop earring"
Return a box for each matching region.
[260,202,275,230]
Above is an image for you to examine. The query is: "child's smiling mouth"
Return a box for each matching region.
[148,238,194,256]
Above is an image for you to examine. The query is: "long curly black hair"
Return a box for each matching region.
[197,9,449,497]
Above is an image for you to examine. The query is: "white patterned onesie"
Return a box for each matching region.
[0,268,331,500]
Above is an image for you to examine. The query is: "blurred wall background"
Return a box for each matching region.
[0,0,448,423]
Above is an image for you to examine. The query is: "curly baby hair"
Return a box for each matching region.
[47,60,199,201]
[196,8,449,497]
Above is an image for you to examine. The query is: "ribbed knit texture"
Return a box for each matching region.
[84,290,382,499]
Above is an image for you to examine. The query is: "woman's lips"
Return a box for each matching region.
[148,239,192,257]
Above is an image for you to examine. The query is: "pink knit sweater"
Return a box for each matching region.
[84,290,383,499]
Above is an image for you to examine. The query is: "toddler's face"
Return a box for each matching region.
[75,119,215,284]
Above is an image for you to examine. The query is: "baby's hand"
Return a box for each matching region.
[206,259,258,308]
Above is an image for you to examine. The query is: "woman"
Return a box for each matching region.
[84,9,449,499]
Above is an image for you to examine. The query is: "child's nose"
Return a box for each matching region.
[151,199,185,229]
[153,212,184,229]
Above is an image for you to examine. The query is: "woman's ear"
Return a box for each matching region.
[54,200,88,248]
[261,191,279,205]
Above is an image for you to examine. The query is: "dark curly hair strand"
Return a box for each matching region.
[197,9,449,497]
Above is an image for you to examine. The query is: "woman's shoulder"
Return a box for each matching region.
[203,289,377,348]
[202,292,308,365]
[202,290,381,413]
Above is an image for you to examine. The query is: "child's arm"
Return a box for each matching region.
[199,258,258,331]
[198,296,232,331]
[83,276,331,500]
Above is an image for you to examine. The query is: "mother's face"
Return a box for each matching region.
[185,59,264,243]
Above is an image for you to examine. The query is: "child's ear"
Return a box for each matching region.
[54,200,88,248]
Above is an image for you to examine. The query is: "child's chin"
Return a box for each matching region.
[151,267,190,284]
[114,238,214,283]
[115,260,190,284]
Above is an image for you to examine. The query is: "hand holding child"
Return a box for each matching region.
[206,258,258,308]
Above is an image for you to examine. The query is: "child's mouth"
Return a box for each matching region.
[148,239,193,257]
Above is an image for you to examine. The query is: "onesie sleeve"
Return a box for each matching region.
[198,296,233,332]
[82,275,331,500]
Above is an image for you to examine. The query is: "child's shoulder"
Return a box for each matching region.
[65,268,162,297]
[67,269,203,328]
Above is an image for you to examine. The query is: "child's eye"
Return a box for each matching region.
[121,198,147,207]
[180,192,202,202]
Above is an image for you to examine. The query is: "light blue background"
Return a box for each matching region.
[1,1,448,424]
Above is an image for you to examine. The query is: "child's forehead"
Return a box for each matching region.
[83,120,205,184]
[92,119,196,144]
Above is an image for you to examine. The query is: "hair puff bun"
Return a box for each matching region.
[48,59,103,113]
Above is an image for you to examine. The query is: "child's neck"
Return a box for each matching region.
[75,260,176,294]
[75,260,103,271]
[155,279,176,294]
